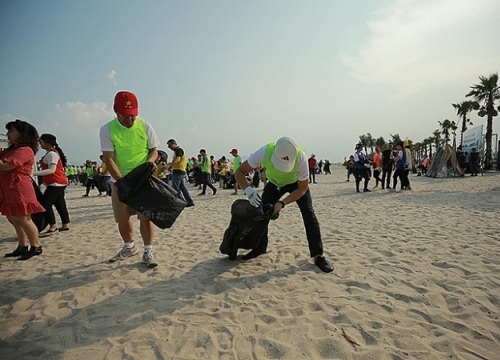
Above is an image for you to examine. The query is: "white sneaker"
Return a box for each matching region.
[142,249,158,268]
[109,244,138,262]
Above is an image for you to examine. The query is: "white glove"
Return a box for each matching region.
[244,186,262,207]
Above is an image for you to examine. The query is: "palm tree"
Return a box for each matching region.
[390,133,401,144]
[466,73,500,169]
[358,134,369,154]
[366,133,375,154]
[375,136,386,150]
[425,136,435,158]
[433,129,441,151]
[452,100,478,147]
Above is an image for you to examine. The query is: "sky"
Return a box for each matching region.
[1,0,499,164]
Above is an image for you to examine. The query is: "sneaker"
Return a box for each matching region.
[17,246,43,261]
[314,256,334,273]
[142,250,158,268]
[109,244,138,262]
[186,203,195,207]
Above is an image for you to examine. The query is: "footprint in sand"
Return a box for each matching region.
[237,309,257,335]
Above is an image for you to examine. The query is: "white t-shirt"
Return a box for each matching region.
[35,151,66,186]
[99,118,161,182]
[247,145,309,181]
[100,118,160,152]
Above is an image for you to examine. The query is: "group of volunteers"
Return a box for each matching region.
[0,90,333,273]
[348,141,413,193]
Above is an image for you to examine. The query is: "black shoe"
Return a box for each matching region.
[363,188,371,192]
[356,189,360,193]
[241,249,266,260]
[213,189,217,195]
[314,256,334,273]
[386,186,392,189]
[197,192,206,196]
[17,246,43,261]
[186,203,195,207]
[4,245,28,257]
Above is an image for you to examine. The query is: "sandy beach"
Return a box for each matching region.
[1,166,499,360]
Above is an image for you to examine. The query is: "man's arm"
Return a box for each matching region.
[282,179,308,205]
[147,148,158,172]
[234,161,254,190]
[102,151,122,180]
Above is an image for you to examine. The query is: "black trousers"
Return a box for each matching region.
[85,178,102,195]
[256,181,324,257]
[393,168,405,189]
[42,186,70,225]
[382,167,392,188]
[202,172,216,193]
[354,168,370,191]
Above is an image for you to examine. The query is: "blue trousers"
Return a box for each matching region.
[171,173,194,205]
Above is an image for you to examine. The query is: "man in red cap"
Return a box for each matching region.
[229,148,242,195]
[99,91,161,268]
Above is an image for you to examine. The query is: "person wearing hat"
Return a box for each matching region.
[234,136,334,273]
[166,139,194,207]
[229,148,242,195]
[100,91,161,268]
[353,143,371,193]
[33,133,70,233]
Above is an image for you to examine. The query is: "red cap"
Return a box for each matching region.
[229,148,238,154]
[191,157,196,160]
[114,91,138,116]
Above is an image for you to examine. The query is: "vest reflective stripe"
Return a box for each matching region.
[261,143,301,187]
[172,147,187,172]
[41,149,68,185]
[109,118,149,176]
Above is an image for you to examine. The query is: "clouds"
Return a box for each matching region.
[343,0,500,98]
[107,69,117,85]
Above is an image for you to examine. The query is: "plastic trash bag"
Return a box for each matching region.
[115,162,187,229]
[219,199,279,260]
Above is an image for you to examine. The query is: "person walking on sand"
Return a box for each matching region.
[353,143,371,193]
[166,139,194,207]
[198,149,217,196]
[229,148,242,195]
[234,136,334,273]
[382,142,394,189]
[1,120,46,260]
[372,146,383,188]
[308,153,318,184]
[33,133,71,234]
[100,91,161,268]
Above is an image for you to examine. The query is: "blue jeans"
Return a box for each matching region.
[101,175,111,196]
[171,173,194,205]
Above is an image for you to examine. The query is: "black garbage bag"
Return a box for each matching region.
[31,179,48,233]
[115,162,187,229]
[220,199,279,260]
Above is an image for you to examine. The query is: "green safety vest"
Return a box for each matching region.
[233,155,241,172]
[201,156,211,173]
[109,118,149,176]
[261,143,302,187]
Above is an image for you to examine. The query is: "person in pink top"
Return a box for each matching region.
[0,120,46,260]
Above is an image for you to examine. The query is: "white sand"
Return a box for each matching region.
[1,167,499,359]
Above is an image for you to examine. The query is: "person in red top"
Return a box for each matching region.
[308,154,318,184]
[33,133,70,233]
[0,120,45,260]
[372,146,383,188]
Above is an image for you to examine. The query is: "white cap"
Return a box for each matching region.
[271,136,299,172]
